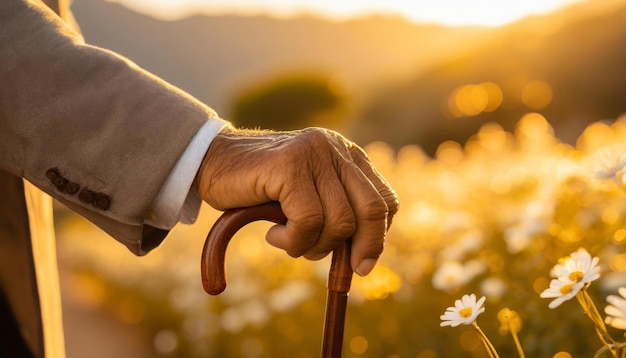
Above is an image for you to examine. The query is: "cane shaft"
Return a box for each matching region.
[201,202,354,358]
[322,291,348,358]
[321,240,353,358]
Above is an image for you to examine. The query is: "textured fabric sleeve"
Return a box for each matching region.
[145,119,228,230]
[0,0,222,255]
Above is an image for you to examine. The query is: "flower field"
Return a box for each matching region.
[57,113,626,357]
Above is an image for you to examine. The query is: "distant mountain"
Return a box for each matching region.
[354,0,626,153]
[71,0,487,116]
[71,0,625,152]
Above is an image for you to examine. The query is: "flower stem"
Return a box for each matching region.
[508,323,525,358]
[577,287,617,357]
[472,322,500,358]
[594,343,626,358]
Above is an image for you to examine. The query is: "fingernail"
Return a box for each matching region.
[356,258,377,276]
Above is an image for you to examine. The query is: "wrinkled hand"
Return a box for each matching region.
[196,127,399,276]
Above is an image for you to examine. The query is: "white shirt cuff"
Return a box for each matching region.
[145,117,228,230]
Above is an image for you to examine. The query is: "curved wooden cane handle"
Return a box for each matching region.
[201,201,353,296]
[201,201,354,358]
[201,201,287,294]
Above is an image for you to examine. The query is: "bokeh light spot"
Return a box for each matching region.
[409,202,437,226]
[521,80,552,109]
[154,330,179,355]
[497,308,522,335]
[533,277,550,294]
[360,265,402,300]
[459,330,480,351]
[482,82,503,112]
[610,253,626,271]
[117,297,145,324]
[455,84,487,116]
[64,273,107,309]
[447,82,503,117]
[553,352,572,358]
[614,229,626,243]
[517,113,551,137]
[602,207,620,225]
[349,336,369,355]
[577,121,614,153]
[477,123,508,151]
[238,232,266,264]
[436,141,464,164]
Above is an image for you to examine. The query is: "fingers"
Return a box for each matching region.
[265,172,324,258]
[265,148,357,260]
[201,127,398,277]
[301,168,356,260]
[266,129,395,276]
[337,159,389,276]
[348,145,399,228]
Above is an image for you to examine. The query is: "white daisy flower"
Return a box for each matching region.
[432,261,468,291]
[440,294,486,327]
[540,278,582,309]
[591,146,626,180]
[541,248,601,309]
[432,260,487,292]
[550,248,601,285]
[605,287,626,330]
[480,277,507,298]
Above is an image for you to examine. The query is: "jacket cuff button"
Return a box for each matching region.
[65,182,80,195]
[46,168,60,180]
[79,189,94,204]
[53,176,68,191]
[93,194,111,211]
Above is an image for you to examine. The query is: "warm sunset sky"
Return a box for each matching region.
[110,0,584,26]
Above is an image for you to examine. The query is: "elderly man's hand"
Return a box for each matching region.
[196,127,399,276]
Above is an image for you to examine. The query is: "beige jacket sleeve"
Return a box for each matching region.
[0,0,221,255]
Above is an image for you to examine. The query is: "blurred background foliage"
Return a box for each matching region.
[57,115,626,357]
[56,0,626,356]
[229,73,345,130]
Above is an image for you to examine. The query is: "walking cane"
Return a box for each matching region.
[200,201,353,358]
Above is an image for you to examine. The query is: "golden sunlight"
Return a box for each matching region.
[447,82,503,118]
[110,0,583,26]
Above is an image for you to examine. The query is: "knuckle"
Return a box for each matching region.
[385,190,400,217]
[301,127,328,138]
[286,129,332,164]
[299,128,335,151]
[362,198,389,223]
[326,214,356,241]
[292,211,325,236]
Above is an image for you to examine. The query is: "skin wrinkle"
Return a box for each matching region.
[309,131,356,244]
[317,128,387,261]
[349,146,399,225]
[281,150,324,254]
[323,144,357,230]
[197,126,398,274]
[337,158,388,266]
[305,165,354,258]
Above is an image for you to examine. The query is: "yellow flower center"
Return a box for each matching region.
[459,307,473,318]
[569,271,584,282]
[559,283,574,295]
